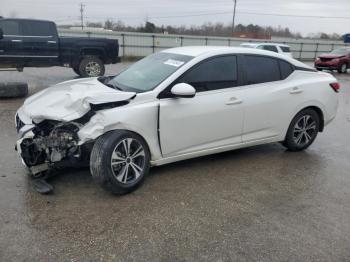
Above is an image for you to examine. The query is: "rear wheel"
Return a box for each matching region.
[283,109,320,151]
[338,63,347,73]
[78,56,105,77]
[90,131,150,195]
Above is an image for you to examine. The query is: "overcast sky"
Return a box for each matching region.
[1,0,350,36]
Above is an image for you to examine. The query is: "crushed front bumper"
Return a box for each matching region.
[15,112,88,175]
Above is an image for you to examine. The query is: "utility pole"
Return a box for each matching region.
[231,0,237,36]
[80,2,85,30]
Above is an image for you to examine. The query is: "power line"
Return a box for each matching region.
[237,11,350,19]
[55,10,350,23]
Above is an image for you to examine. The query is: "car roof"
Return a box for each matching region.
[0,18,54,23]
[241,42,290,48]
[162,46,308,69]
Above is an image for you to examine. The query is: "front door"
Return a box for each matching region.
[159,55,244,157]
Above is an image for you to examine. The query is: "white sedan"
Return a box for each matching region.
[240,43,293,58]
[15,46,339,194]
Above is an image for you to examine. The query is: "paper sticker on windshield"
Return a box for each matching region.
[164,59,185,67]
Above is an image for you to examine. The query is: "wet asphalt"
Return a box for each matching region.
[0,64,350,262]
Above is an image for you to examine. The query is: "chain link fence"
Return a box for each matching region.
[59,29,349,61]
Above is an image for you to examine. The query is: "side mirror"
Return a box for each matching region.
[170,83,196,98]
[0,28,3,40]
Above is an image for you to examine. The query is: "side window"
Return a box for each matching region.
[20,21,55,37]
[280,46,291,53]
[178,56,238,92]
[0,20,20,35]
[245,55,280,85]
[262,45,278,53]
[279,60,294,79]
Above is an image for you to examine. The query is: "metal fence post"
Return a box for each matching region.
[180,36,183,46]
[315,43,319,60]
[152,35,155,53]
[299,42,303,60]
[228,39,231,46]
[121,33,125,57]
[331,43,335,52]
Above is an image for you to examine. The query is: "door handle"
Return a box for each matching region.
[226,97,243,105]
[47,41,57,44]
[11,39,22,42]
[289,87,303,94]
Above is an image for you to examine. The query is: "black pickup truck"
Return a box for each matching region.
[0,18,120,77]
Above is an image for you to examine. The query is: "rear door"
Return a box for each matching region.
[240,55,296,142]
[159,55,245,157]
[19,20,59,66]
[0,19,23,65]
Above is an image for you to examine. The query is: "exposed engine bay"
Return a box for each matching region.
[16,118,91,175]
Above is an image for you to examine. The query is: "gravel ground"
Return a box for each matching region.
[0,63,350,262]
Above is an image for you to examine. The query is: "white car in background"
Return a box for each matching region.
[240,42,293,58]
[15,46,339,195]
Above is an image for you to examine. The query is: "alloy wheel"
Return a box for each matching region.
[110,138,146,184]
[85,61,101,76]
[292,115,317,147]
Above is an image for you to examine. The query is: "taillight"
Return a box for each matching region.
[330,82,340,93]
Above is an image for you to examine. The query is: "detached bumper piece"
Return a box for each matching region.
[32,179,54,194]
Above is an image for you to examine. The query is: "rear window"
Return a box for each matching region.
[261,45,279,53]
[280,46,291,53]
[245,55,280,84]
[0,20,20,35]
[20,21,56,36]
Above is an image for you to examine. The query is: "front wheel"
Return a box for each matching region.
[78,56,105,77]
[90,131,150,195]
[283,109,320,151]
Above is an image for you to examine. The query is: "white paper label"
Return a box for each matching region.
[164,59,185,67]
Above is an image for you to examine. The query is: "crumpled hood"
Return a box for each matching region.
[20,77,136,123]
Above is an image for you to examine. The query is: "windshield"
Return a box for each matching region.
[108,52,193,92]
[331,48,350,55]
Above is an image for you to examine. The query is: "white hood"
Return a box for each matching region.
[19,78,136,123]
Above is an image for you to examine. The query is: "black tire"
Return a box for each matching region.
[90,130,150,195]
[0,82,28,98]
[283,109,320,152]
[78,56,105,77]
[337,63,347,74]
[72,66,80,75]
[316,68,323,71]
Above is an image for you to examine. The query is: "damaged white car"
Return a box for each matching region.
[15,46,339,194]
